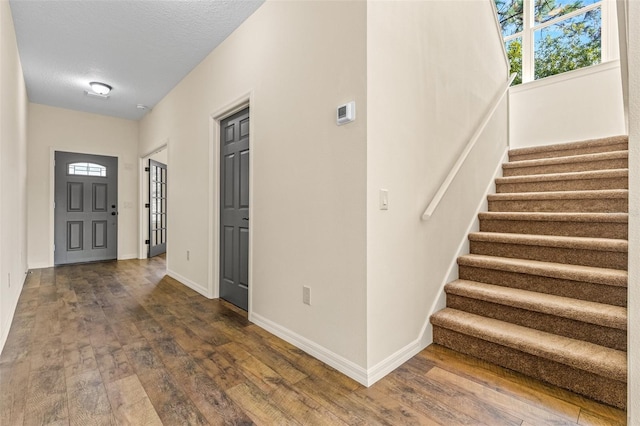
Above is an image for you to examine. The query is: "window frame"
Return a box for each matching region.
[67,162,108,177]
[501,0,614,84]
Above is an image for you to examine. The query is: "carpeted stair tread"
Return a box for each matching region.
[478,212,628,239]
[430,308,627,382]
[468,232,627,252]
[488,189,627,201]
[495,169,628,192]
[508,136,628,162]
[503,150,628,170]
[488,190,628,213]
[457,254,627,287]
[478,211,628,224]
[445,280,627,330]
[488,189,628,215]
[502,151,627,177]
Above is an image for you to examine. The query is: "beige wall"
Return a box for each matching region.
[627,0,638,420]
[365,0,509,372]
[509,61,626,148]
[27,104,139,268]
[0,0,29,351]
[139,0,369,370]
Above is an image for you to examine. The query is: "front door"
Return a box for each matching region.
[220,107,250,310]
[148,159,167,258]
[54,151,118,265]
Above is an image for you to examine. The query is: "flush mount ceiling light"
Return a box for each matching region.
[89,81,112,95]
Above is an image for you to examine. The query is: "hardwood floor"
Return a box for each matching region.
[0,257,626,425]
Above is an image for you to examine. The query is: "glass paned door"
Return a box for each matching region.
[148,159,167,257]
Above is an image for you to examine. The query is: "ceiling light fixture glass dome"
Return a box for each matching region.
[89,82,112,95]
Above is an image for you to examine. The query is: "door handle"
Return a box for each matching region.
[242,217,249,221]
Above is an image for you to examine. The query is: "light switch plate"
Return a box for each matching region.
[379,189,389,210]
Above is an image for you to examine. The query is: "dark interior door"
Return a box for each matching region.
[220,107,250,310]
[148,159,167,258]
[54,151,118,265]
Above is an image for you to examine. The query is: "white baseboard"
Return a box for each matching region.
[0,295,20,355]
[0,272,28,354]
[29,252,139,269]
[250,312,369,386]
[118,253,138,261]
[166,269,212,299]
[366,336,427,386]
[27,262,50,270]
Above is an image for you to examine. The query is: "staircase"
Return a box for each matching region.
[430,135,628,409]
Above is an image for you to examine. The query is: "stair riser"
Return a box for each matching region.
[469,241,627,270]
[503,158,627,177]
[509,142,628,162]
[496,177,627,193]
[488,198,628,213]
[458,265,627,307]
[446,295,626,351]
[479,219,627,239]
[432,328,626,409]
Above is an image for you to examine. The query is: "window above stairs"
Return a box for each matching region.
[494,0,619,85]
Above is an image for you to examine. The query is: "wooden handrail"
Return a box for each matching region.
[421,73,516,220]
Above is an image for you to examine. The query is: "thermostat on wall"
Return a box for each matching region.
[337,101,356,125]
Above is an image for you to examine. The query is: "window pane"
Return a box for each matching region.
[534,8,601,80]
[68,162,106,177]
[535,0,599,24]
[494,0,523,37]
[505,37,523,85]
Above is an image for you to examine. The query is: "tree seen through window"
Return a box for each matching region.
[494,0,602,84]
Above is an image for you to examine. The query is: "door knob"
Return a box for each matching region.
[111,212,117,216]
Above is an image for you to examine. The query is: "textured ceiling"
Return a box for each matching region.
[9,0,264,121]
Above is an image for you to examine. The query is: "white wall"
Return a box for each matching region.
[627,0,639,421]
[27,104,139,268]
[365,0,509,371]
[0,0,29,352]
[139,0,369,372]
[509,61,626,148]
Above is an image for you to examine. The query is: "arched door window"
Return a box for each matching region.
[68,162,107,177]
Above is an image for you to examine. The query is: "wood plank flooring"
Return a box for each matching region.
[0,256,627,425]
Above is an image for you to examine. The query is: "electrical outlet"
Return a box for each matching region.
[187,250,190,261]
[303,286,311,305]
[8,273,10,288]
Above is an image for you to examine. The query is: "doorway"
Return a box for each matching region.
[219,107,250,310]
[54,151,118,265]
[148,159,167,257]
[141,147,168,260]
